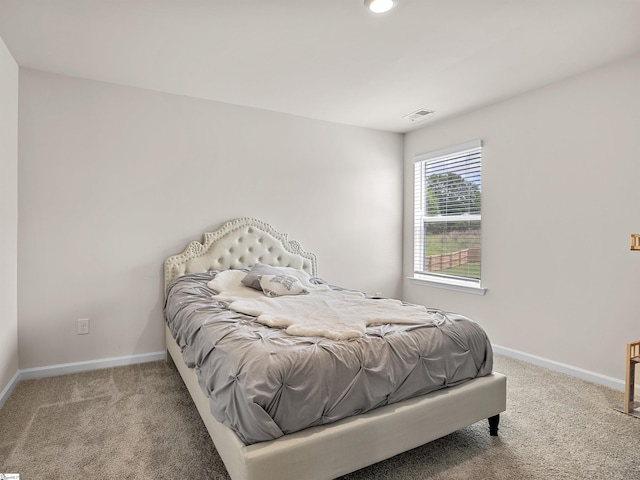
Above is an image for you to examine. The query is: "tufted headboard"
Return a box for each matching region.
[164,218,318,292]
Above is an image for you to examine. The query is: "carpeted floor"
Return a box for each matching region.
[1,354,639,479]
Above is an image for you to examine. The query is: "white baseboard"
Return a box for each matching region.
[0,370,20,409]
[19,351,167,380]
[493,344,626,391]
[0,351,167,408]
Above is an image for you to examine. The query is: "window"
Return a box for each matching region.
[413,140,483,292]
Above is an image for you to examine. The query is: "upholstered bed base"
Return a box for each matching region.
[166,325,506,480]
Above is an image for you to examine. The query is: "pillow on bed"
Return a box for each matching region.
[242,263,312,289]
[206,269,250,293]
[259,274,309,298]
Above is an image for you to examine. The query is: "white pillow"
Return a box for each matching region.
[207,269,247,292]
[259,274,310,298]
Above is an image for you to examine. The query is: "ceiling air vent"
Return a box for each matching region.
[403,109,435,123]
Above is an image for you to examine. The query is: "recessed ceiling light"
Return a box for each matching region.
[364,0,398,14]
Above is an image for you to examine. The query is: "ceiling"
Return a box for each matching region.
[1,0,640,133]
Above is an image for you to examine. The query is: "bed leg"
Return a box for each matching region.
[488,414,500,436]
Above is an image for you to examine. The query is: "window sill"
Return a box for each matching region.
[409,275,487,296]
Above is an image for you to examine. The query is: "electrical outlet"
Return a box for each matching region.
[77,318,89,335]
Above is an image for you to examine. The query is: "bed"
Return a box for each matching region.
[164,217,506,480]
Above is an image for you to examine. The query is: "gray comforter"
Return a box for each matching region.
[165,271,494,445]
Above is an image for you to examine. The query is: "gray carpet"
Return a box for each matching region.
[1,354,639,479]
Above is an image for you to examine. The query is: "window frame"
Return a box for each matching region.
[411,139,486,295]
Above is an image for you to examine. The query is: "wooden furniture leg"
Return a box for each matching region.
[624,341,640,414]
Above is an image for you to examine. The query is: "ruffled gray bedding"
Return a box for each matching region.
[164,271,494,445]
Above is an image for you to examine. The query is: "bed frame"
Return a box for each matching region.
[164,217,507,480]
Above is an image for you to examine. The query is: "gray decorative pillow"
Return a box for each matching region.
[259,274,309,298]
[242,263,312,290]
[241,263,282,290]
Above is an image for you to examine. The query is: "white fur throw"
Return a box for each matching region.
[207,270,435,340]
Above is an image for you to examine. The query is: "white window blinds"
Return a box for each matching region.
[413,140,482,285]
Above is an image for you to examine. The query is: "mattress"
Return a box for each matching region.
[164,271,494,445]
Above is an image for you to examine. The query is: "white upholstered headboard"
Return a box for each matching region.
[164,218,317,291]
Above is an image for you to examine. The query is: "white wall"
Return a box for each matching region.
[18,69,403,369]
[403,54,640,382]
[0,35,19,397]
